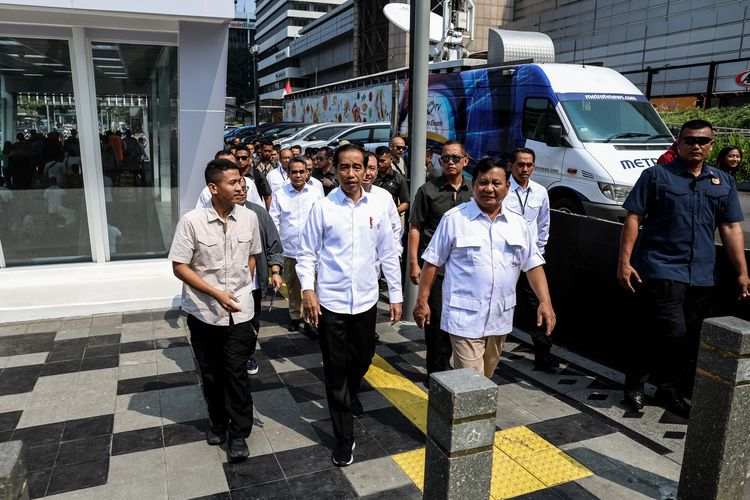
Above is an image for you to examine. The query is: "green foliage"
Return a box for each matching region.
[659,104,750,129]
[659,106,750,181]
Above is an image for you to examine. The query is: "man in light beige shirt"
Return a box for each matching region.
[169,158,261,463]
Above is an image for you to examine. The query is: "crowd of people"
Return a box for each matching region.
[170,119,748,469]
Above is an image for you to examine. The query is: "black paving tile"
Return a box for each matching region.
[359,407,425,455]
[111,426,163,456]
[513,487,563,499]
[0,332,56,357]
[663,431,686,440]
[46,340,88,362]
[163,419,210,447]
[286,468,357,499]
[0,430,13,442]
[0,365,43,395]
[62,415,114,441]
[223,453,284,489]
[287,382,328,403]
[192,493,231,500]
[80,355,119,372]
[120,340,156,354]
[23,443,59,472]
[658,410,689,425]
[548,481,600,499]
[159,370,200,389]
[12,422,66,447]
[507,354,526,360]
[0,410,22,431]
[275,443,334,478]
[557,379,578,385]
[587,378,623,390]
[56,435,111,466]
[46,458,109,495]
[278,367,324,388]
[155,336,190,349]
[27,468,52,498]
[231,479,293,499]
[39,359,82,377]
[258,337,301,359]
[587,393,609,401]
[117,375,160,395]
[86,334,121,347]
[83,344,120,358]
[527,413,617,447]
[621,411,644,419]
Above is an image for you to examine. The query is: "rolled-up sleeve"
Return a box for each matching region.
[296,202,323,292]
[520,221,546,272]
[421,215,451,267]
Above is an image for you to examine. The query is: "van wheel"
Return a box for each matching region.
[551,196,583,214]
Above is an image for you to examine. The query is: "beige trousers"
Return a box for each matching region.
[283,257,303,321]
[449,334,507,379]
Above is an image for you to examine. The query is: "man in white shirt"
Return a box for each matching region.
[169,159,262,462]
[297,144,403,467]
[413,158,555,379]
[303,156,325,198]
[502,148,556,371]
[196,150,262,208]
[266,148,292,193]
[270,156,323,334]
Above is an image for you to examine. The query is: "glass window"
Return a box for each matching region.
[559,98,672,143]
[522,98,561,142]
[372,126,391,143]
[339,127,371,142]
[0,37,92,266]
[307,125,348,141]
[92,43,178,259]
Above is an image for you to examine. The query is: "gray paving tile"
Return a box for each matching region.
[342,456,412,497]
[167,461,229,499]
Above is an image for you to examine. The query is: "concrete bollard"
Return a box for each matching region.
[424,368,497,500]
[678,317,750,499]
[0,441,29,500]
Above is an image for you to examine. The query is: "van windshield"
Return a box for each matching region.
[558,94,672,143]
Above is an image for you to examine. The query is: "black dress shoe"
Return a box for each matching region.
[227,437,250,462]
[206,425,227,445]
[657,389,691,419]
[287,319,303,332]
[623,389,645,411]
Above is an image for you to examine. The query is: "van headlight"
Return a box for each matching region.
[598,182,632,202]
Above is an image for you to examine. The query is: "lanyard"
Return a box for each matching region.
[515,188,530,215]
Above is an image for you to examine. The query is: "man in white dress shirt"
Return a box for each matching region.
[413,158,555,378]
[297,143,403,467]
[269,156,323,334]
[502,148,556,371]
[266,148,292,193]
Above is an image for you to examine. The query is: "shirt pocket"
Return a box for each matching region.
[704,186,730,223]
[453,236,484,266]
[234,232,254,261]
[500,233,525,268]
[524,201,541,221]
[196,236,222,270]
[656,182,690,213]
[502,292,517,311]
[448,294,483,331]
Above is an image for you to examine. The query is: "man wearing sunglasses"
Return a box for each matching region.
[389,136,408,177]
[408,140,472,381]
[618,119,749,419]
[312,146,338,195]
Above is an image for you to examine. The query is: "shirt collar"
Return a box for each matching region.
[467,198,507,222]
[668,158,714,179]
[333,186,368,206]
[284,181,307,194]
[435,174,469,191]
[206,202,237,222]
[510,176,533,192]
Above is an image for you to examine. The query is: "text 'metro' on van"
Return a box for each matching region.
[398,63,674,222]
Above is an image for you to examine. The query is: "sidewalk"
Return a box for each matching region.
[0,297,683,499]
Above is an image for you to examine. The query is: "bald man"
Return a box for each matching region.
[390,137,407,177]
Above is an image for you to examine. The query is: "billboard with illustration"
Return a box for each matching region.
[283,83,404,123]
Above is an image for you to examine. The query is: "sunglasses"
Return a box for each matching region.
[394,146,406,150]
[235,155,250,160]
[315,156,327,161]
[440,155,465,164]
[681,136,713,146]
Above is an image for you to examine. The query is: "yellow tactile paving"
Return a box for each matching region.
[362,354,593,498]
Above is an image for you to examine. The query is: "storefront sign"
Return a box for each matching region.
[736,70,750,87]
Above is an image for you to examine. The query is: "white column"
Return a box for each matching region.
[178,21,229,215]
[70,26,109,262]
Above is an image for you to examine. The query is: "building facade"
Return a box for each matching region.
[0,1,234,321]
[503,0,750,107]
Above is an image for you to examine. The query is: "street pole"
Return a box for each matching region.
[403,0,429,321]
[250,44,260,126]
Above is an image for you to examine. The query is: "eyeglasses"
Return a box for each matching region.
[440,155,465,164]
[681,136,713,146]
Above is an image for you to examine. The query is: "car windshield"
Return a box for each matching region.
[275,125,308,138]
[306,126,348,141]
[559,96,672,143]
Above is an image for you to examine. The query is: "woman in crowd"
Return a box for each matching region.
[716,145,743,178]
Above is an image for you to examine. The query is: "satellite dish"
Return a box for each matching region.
[383,3,463,44]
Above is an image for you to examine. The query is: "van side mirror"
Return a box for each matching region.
[545,124,563,147]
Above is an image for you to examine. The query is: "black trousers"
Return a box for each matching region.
[318,305,377,442]
[625,279,713,399]
[425,274,453,375]
[250,288,261,357]
[187,314,254,438]
[516,271,553,365]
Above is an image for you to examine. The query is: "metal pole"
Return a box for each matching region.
[253,52,260,126]
[403,0,429,321]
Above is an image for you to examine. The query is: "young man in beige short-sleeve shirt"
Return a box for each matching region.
[169,159,261,462]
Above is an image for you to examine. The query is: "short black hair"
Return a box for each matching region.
[289,155,307,171]
[511,147,536,163]
[258,137,274,147]
[680,119,713,136]
[318,146,333,158]
[305,146,319,157]
[374,146,391,157]
[442,140,467,157]
[205,158,241,185]
[333,143,366,167]
[233,145,249,155]
[214,149,229,159]
[473,157,509,182]
[290,144,302,151]
[717,145,742,167]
